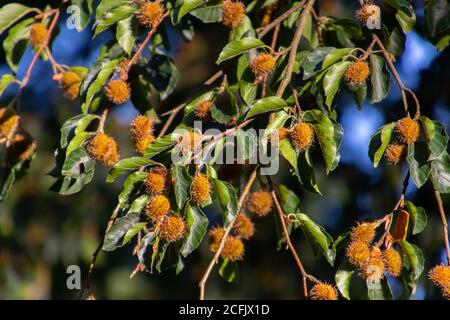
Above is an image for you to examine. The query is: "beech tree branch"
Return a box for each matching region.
[276,0,316,97]
[199,168,258,300]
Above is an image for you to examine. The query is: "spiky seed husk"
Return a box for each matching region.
[136,1,164,27]
[346,241,370,267]
[209,228,245,261]
[29,23,48,47]
[222,0,245,28]
[233,212,255,240]
[356,4,381,27]
[395,117,420,144]
[246,191,273,217]
[191,173,211,205]
[385,143,406,165]
[344,61,370,85]
[0,108,20,139]
[195,100,212,120]
[221,236,245,261]
[429,265,450,291]
[159,215,185,242]
[6,131,36,166]
[130,115,155,154]
[176,131,202,155]
[86,133,120,166]
[144,167,167,195]
[290,122,315,151]
[383,248,402,277]
[104,79,130,105]
[250,54,276,78]
[310,282,338,300]
[61,71,81,100]
[146,195,170,223]
[363,256,385,281]
[350,222,376,243]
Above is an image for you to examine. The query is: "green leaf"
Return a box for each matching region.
[82,59,119,113]
[3,17,33,73]
[367,278,394,300]
[0,3,33,35]
[368,122,396,167]
[420,116,449,161]
[180,203,208,257]
[0,158,32,203]
[425,0,450,46]
[216,37,265,64]
[289,213,335,265]
[190,4,222,23]
[59,114,97,149]
[70,0,94,31]
[94,4,137,36]
[0,74,15,96]
[218,258,239,283]
[277,185,301,214]
[302,47,334,80]
[369,54,390,103]
[279,139,297,168]
[430,151,450,193]
[405,201,427,235]
[296,150,321,194]
[245,96,287,120]
[407,143,431,188]
[335,260,355,300]
[322,48,353,69]
[106,157,156,182]
[172,165,192,209]
[212,179,238,226]
[137,231,157,271]
[177,0,205,22]
[383,0,416,33]
[264,111,289,136]
[96,0,131,19]
[103,196,148,251]
[350,83,367,110]
[65,132,90,157]
[400,239,425,292]
[122,222,147,246]
[118,171,147,208]
[303,110,340,173]
[116,16,136,56]
[61,147,95,179]
[323,61,351,109]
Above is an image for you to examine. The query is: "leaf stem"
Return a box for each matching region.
[434,191,450,265]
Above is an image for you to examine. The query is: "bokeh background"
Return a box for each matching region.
[0,0,449,299]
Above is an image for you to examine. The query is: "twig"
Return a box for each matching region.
[157,71,224,137]
[79,204,121,299]
[98,108,109,133]
[125,12,170,77]
[276,0,316,97]
[257,1,307,38]
[372,34,421,117]
[268,178,319,298]
[435,191,450,265]
[199,168,258,300]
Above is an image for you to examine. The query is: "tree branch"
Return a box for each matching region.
[372,34,421,118]
[435,191,450,265]
[257,1,307,38]
[268,178,319,298]
[79,203,121,299]
[199,168,258,300]
[276,0,316,97]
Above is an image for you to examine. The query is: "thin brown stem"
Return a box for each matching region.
[125,12,170,77]
[435,191,450,265]
[276,0,316,97]
[199,168,258,300]
[372,35,421,117]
